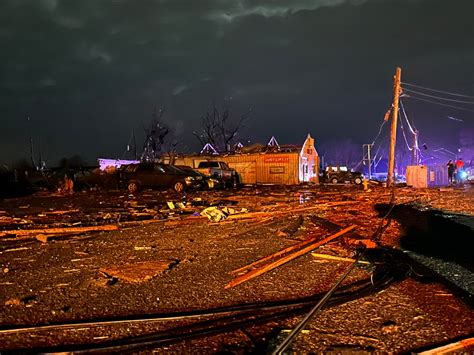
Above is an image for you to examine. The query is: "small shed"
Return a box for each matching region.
[406,165,448,188]
[166,134,319,185]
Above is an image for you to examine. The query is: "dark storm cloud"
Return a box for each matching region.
[0,0,473,165]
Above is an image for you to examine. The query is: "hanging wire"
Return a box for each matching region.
[447,116,464,122]
[401,82,474,99]
[371,119,387,145]
[371,141,383,162]
[399,99,416,134]
[353,116,388,171]
[403,95,474,113]
[403,88,474,104]
[374,150,384,168]
[399,100,422,163]
[399,111,413,152]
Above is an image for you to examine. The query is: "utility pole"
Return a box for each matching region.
[363,144,373,179]
[387,67,402,187]
[411,129,419,165]
[132,129,137,160]
[27,116,37,170]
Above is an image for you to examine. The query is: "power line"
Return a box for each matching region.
[399,112,413,152]
[403,88,474,104]
[353,117,388,171]
[371,119,387,145]
[403,94,474,113]
[401,82,474,99]
[399,99,416,134]
[447,116,464,122]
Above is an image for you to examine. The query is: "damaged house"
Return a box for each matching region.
[164,134,319,185]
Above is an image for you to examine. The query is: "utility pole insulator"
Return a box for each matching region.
[387,67,402,187]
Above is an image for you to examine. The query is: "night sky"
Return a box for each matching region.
[1,0,473,166]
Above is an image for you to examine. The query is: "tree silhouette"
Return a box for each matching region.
[193,102,252,153]
[141,108,169,162]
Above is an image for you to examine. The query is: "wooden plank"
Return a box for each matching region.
[419,337,474,354]
[311,253,370,264]
[225,225,356,288]
[224,201,357,221]
[230,234,323,275]
[45,209,81,215]
[0,225,119,238]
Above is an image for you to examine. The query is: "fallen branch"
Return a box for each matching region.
[225,225,356,289]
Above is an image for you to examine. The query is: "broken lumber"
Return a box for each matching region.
[0,247,31,254]
[225,225,356,289]
[0,225,119,238]
[419,337,474,354]
[311,253,370,264]
[231,234,324,275]
[45,209,81,215]
[225,201,358,221]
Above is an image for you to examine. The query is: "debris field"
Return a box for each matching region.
[0,184,473,353]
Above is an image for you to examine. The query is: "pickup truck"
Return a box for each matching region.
[195,161,238,187]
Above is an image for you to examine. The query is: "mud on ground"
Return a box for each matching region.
[0,184,473,353]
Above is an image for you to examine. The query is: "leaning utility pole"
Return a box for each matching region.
[387,67,402,187]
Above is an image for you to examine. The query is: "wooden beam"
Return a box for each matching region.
[311,253,370,264]
[0,225,119,238]
[231,234,324,275]
[419,337,474,354]
[225,225,356,289]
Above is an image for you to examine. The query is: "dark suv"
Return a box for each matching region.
[119,163,200,193]
[320,166,364,185]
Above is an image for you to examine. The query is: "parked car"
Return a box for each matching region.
[174,165,223,189]
[320,166,364,185]
[195,161,238,187]
[119,163,201,193]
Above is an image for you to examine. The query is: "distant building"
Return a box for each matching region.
[97,158,139,171]
[163,134,319,185]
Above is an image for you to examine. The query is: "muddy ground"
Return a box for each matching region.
[0,183,473,353]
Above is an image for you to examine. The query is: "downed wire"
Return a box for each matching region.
[273,256,361,354]
[2,249,408,353]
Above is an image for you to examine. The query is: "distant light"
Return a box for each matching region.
[98,158,139,171]
[460,171,468,179]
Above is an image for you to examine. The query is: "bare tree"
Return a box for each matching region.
[141,108,169,162]
[193,102,252,153]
